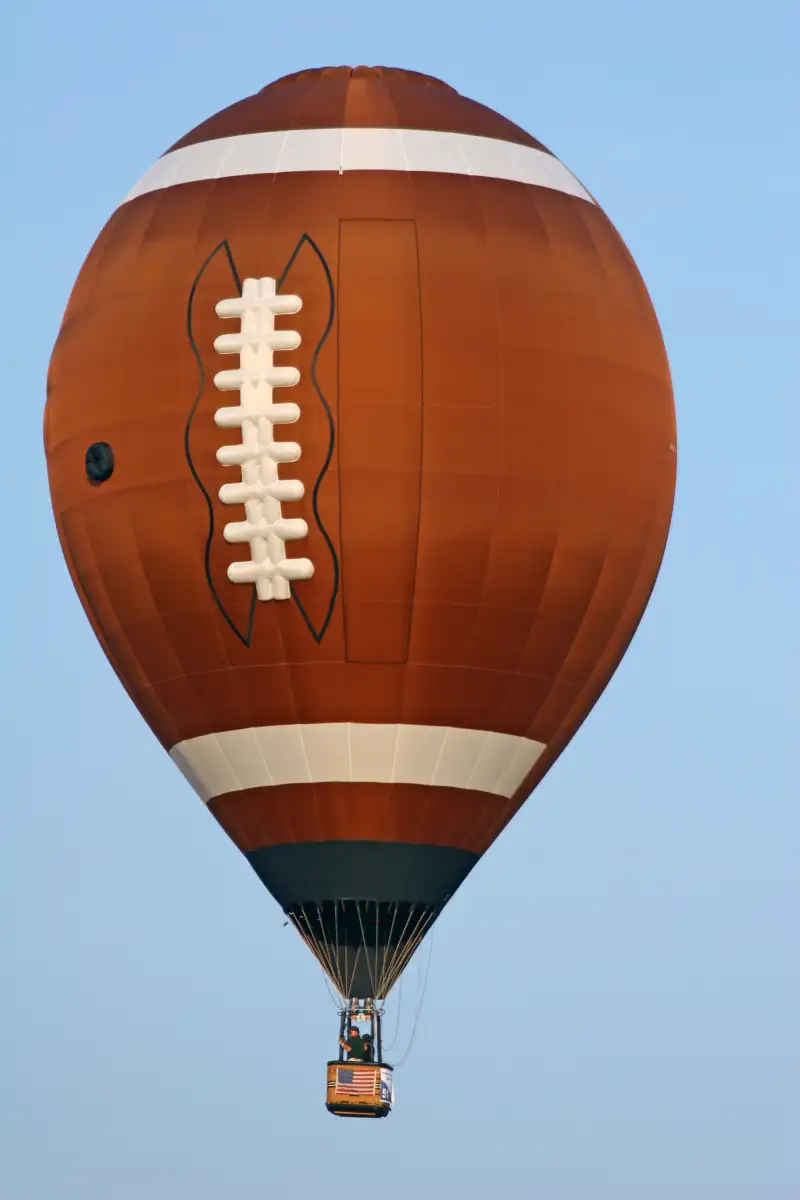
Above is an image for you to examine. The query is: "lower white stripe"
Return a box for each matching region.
[170,723,546,803]
[123,128,593,205]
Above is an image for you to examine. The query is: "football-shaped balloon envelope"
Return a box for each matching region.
[45,66,676,999]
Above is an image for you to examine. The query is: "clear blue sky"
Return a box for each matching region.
[4,2,797,1197]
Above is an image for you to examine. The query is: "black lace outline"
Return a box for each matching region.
[185,234,338,647]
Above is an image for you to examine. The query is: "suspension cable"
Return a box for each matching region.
[392,928,435,1068]
[377,903,417,998]
[322,975,343,1010]
[356,901,378,998]
[382,974,404,1054]
[381,908,435,997]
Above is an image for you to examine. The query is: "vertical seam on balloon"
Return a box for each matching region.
[209,136,237,185]
[123,486,199,692]
[86,196,156,318]
[272,129,290,175]
[512,533,563,675]
[388,722,401,785]
[382,79,414,853]
[459,166,509,815]
[211,732,233,795]
[463,730,493,791]
[551,546,619,691]
[469,177,504,586]
[398,127,410,173]
[472,184,507,778]
[251,728,275,787]
[545,501,668,732]
[453,133,473,179]
[403,220,425,672]
[188,190,253,678]
[459,760,504,852]
[297,725,315,795]
[64,506,155,714]
[408,716,435,842]
[488,502,671,846]
[277,233,340,643]
[218,733,244,793]
[57,509,117,672]
[501,192,563,690]
[532,552,608,704]
[428,727,452,790]
[334,219,348,656]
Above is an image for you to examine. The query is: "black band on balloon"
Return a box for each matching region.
[246,840,478,909]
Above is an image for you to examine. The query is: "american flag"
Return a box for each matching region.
[335,1067,376,1096]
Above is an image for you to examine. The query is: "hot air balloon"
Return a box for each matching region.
[45,65,676,1118]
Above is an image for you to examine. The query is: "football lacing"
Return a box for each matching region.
[213,276,314,601]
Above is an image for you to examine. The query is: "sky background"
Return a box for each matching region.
[3,2,798,1198]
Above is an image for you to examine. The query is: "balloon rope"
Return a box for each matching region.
[381,909,434,997]
[343,905,361,999]
[377,904,418,997]
[377,903,401,998]
[382,975,404,1053]
[356,902,378,998]
[315,903,341,990]
[392,929,435,1068]
[290,914,336,993]
[374,901,380,1002]
[294,905,341,994]
[309,904,340,989]
[322,975,343,1010]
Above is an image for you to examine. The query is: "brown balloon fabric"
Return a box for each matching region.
[168,65,547,154]
[45,66,676,998]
